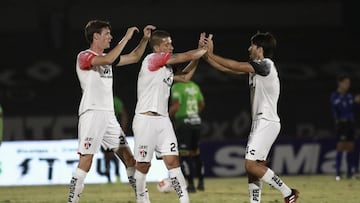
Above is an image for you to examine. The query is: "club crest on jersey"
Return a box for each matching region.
[138,145,148,158]
[139,150,147,158]
[84,137,93,150]
[84,142,91,149]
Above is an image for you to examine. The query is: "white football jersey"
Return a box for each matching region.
[249,58,280,122]
[135,53,174,116]
[76,49,114,115]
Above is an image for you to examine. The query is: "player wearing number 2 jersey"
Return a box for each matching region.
[132,30,207,203]
[202,31,299,203]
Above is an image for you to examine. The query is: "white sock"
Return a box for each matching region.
[134,170,150,203]
[260,169,291,197]
[249,181,262,203]
[127,166,136,191]
[68,168,87,203]
[169,167,189,203]
[127,166,136,177]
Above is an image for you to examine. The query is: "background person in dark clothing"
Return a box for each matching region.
[330,74,360,180]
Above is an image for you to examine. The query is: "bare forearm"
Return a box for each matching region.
[174,60,198,82]
[117,37,149,66]
[101,38,129,64]
[182,58,199,73]
[131,37,149,60]
[168,48,206,65]
[208,52,253,73]
[205,55,242,74]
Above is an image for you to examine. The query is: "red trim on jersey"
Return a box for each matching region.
[148,52,172,71]
[78,51,96,70]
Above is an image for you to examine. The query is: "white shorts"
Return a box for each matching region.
[132,114,179,162]
[78,110,128,155]
[245,119,280,161]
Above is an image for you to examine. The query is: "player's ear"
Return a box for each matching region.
[93,32,101,41]
[153,45,160,52]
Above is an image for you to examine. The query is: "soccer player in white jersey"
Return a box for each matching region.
[132,30,207,203]
[67,20,155,203]
[202,32,299,203]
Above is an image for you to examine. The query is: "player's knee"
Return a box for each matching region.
[163,155,180,169]
[136,162,151,173]
[245,159,257,173]
[78,154,94,172]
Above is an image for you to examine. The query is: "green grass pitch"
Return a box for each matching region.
[0,175,358,203]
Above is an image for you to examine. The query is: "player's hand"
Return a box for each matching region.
[124,26,139,41]
[198,32,206,48]
[203,33,214,55]
[143,25,156,39]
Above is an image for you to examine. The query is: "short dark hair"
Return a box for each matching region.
[84,20,111,44]
[149,30,171,49]
[337,73,350,82]
[251,32,277,59]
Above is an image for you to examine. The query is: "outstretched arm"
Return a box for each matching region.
[168,32,207,65]
[91,27,139,66]
[147,32,207,72]
[117,25,156,66]
[167,49,206,65]
[205,56,245,74]
[207,53,254,73]
[203,34,254,74]
[173,32,205,82]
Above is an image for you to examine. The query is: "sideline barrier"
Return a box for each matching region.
[0,138,168,186]
[200,138,360,177]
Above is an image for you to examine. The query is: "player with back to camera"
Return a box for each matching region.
[202,32,299,203]
[67,19,155,203]
[132,30,208,203]
[169,79,206,193]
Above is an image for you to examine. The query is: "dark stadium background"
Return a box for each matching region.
[1,0,359,142]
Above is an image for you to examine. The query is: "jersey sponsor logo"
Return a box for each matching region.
[99,67,112,79]
[184,87,197,95]
[184,116,201,125]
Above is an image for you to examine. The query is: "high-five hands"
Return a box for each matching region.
[198,33,213,59]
